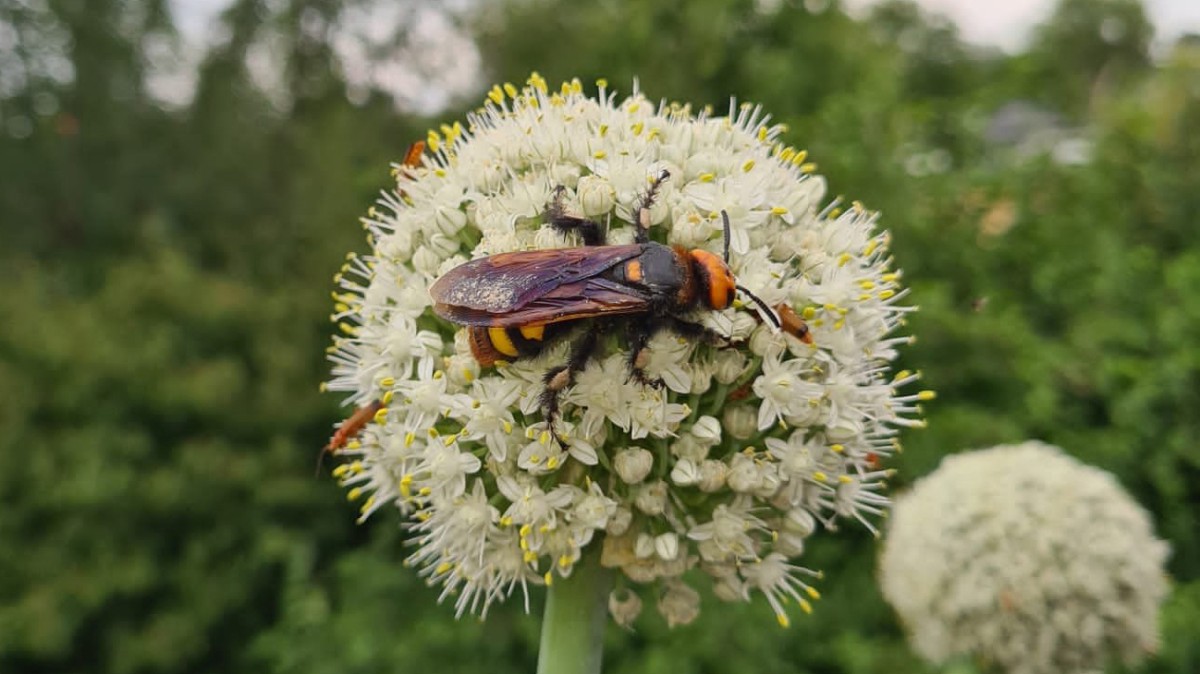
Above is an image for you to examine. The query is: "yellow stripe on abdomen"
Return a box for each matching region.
[487,327,519,357]
[519,324,545,341]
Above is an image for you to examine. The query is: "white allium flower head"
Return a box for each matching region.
[325,74,923,626]
[880,441,1170,674]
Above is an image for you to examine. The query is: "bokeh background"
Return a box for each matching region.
[2,0,1198,672]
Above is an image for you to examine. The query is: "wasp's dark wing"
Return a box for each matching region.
[430,245,644,313]
[431,246,652,327]
[437,278,652,327]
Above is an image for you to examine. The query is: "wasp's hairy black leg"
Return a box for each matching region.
[546,185,607,246]
[633,169,671,244]
[624,319,667,389]
[539,327,601,446]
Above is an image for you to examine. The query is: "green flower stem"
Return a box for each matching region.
[536,542,612,674]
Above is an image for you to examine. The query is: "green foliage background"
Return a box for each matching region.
[1,0,1196,672]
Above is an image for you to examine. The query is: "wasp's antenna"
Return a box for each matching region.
[736,284,781,330]
[720,210,732,264]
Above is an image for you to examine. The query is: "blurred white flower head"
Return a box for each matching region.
[880,441,1170,674]
[324,74,923,626]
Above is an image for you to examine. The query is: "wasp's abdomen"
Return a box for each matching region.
[468,324,554,366]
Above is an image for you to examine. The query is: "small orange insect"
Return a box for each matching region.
[318,401,383,474]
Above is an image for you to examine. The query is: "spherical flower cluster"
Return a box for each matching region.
[324,73,924,626]
[879,441,1170,674]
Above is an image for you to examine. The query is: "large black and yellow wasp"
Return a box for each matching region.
[429,169,812,437]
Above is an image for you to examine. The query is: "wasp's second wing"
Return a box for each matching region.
[429,245,644,314]
[435,277,652,327]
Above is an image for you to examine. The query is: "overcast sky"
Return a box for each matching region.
[173,0,1200,52]
[165,0,1200,112]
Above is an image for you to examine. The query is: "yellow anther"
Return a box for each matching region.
[462,367,475,382]
[539,524,550,534]
[770,206,788,216]
[419,486,432,497]
[404,432,415,447]
[372,407,389,424]
[499,516,513,527]
[503,421,513,434]
[443,435,456,447]
[519,524,532,537]
[544,571,554,586]
[776,612,791,628]
[857,294,872,302]
[779,147,796,162]
[379,376,396,388]
[331,465,350,478]
[799,162,817,173]
[757,127,769,142]
[698,172,716,182]
[791,150,808,165]
[595,77,608,89]
[488,85,504,104]
[863,239,878,256]
[528,72,547,92]
[801,306,817,320]
[381,390,394,405]
[558,555,572,568]
[882,272,900,282]
[593,150,607,159]
[528,454,540,464]
[436,561,453,574]
[428,428,439,438]
[806,587,821,600]
[524,550,537,562]
[742,159,756,172]
[503,82,517,98]
[631,121,644,135]
[812,472,828,482]
[334,302,349,313]
[433,370,444,379]
[346,487,363,501]
[546,456,560,470]
[830,444,845,453]
[859,280,876,290]
[540,430,552,445]
[598,123,608,137]
[833,319,845,330]
[337,322,357,335]
[318,382,329,393]
[799,599,813,614]
[878,289,896,300]
[838,475,853,484]
[918,390,937,401]
[360,495,376,513]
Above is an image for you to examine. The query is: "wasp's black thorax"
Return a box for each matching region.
[606,242,697,312]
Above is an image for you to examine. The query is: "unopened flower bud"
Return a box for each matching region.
[697,460,728,492]
[607,506,633,536]
[577,174,616,216]
[635,533,656,559]
[784,507,817,536]
[655,532,679,561]
[634,480,668,516]
[689,415,722,445]
[614,447,654,484]
[433,205,467,236]
[723,405,758,440]
[712,349,747,384]
[726,453,761,493]
[670,458,700,486]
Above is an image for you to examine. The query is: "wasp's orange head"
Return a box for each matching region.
[689,249,736,310]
